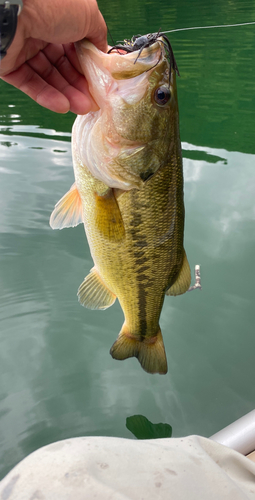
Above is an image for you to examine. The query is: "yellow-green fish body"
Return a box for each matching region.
[50,38,191,374]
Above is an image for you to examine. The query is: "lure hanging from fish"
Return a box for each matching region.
[50,33,191,375]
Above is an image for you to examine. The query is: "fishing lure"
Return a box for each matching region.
[107,31,179,82]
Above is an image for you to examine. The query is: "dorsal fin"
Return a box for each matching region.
[50,183,83,230]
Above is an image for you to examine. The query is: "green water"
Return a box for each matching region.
[0,0,255,479]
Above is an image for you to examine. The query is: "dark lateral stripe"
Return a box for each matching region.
[135,241,152,341]
[129,195,154,341]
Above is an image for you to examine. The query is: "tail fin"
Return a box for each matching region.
[110,325,168,375]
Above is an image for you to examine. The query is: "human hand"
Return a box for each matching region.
[0,0,107,114]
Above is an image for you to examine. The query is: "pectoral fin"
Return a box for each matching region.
[50,183,83,229]
[94,188,125,242]
[166,250,191,296]
[78,267,116,310]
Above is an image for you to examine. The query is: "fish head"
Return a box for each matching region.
[74,36,180,190]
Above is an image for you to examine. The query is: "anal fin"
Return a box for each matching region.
[78,267,116,310]
[166,250,191,296]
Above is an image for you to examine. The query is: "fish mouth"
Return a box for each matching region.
[75,39,163,109]
[76,38,163,77]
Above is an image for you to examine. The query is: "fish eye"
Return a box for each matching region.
[154,86,171,106]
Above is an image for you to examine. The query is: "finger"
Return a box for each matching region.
[27,49,96,114]
[43,44,88,94]
[87,11,108,53]
[1,63,70,113]
[63,43,84,75]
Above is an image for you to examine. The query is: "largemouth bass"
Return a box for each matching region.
[50,35,191,375]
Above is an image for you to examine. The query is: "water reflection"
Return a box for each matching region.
[0,127,72,234]
[0,126,254,481]
[183,146,255,260]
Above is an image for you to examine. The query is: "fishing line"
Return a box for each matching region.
[106,22,115,46]
[162,21,255,34]
[107,21,255,47]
